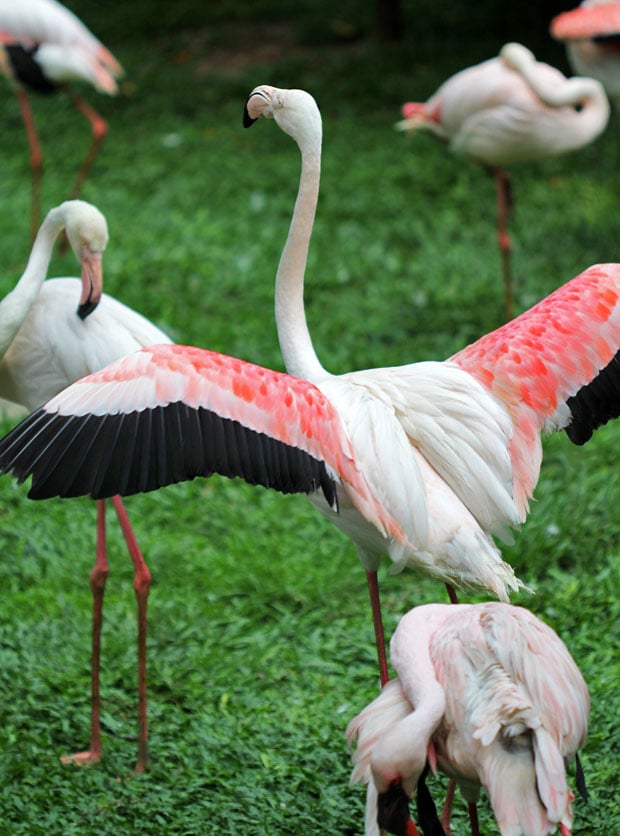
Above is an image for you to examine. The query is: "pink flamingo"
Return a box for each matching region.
[0,199,171,771]
[1,86,620,698]
[397,42,610,321]
[347,602,590,836]
[551,1,620,107]
[0,0,123,239]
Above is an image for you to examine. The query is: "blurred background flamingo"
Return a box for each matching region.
[0,0,123,240]
[397,42,609,321]
[551,0,620,108]
[348,602,590,836]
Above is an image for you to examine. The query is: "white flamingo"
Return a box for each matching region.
[0,199,171,770]
[348,602,590,836]
[0,0,123,238]
[396,42,610,320]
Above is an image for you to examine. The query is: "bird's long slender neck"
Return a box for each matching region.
[537,76,609,144]
[372,608,449,797]
[275,132,327,382]
[503,44,610,144]
[0,208,65,358]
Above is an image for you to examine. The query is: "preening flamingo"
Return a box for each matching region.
[347,602,590,836]
[0,0,123,239]
[397,42,610,321]
[0,199,172,771]
[551,1,620,107]
[0,88,620,697]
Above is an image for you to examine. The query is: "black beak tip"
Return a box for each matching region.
[378,782,413,836]
[77,299,99,320]
[243,104,257,128]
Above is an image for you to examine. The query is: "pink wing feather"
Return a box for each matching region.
[452,263,620,511]
[0,344,406,543]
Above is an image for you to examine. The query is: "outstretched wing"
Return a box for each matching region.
[0,343,353,507]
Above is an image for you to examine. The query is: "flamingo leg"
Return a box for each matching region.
[365,569,389,687]
[64,86,108,201]
[467,802,480,836]
[61,499,108,766]
[494,166,515,322]
[110,495,151,772]
[440,778,456,835]
[16,87,42,243]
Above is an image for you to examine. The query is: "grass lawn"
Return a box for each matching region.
[0,1,618,833]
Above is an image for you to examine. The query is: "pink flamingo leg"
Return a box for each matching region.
[16,88,42,243]
[53,88,109,255]
[61,498,108,765]
[111,495,151,772]
[65,87,108,201]
[494,166,515,322]
[440,778,456,835]
[366,569,389,687]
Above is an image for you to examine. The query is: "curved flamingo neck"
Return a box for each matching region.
[275,129,328,382]
[371,606,448,797]
[501,43,610,142]
[0,207,65,358]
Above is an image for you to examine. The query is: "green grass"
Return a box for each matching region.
[0,2,618,833]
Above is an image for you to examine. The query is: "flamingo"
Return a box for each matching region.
[0,209,396,768]
[551,1,620,108]
[0,199,172,771]
[0,85,618,697]
[347,602,590,836]
[396,42,610,321]
[0,0,123,240]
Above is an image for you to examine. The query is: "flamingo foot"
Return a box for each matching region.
[60,748,101,766]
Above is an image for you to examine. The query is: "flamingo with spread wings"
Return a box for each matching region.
[0,0,123,239]
[397,43,609,320]
[1,87,620,695]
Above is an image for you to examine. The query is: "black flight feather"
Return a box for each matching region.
[565,351,620,444]
[0,403,338,509]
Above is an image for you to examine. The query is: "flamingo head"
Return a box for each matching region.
[60,200,107,320]
[377,780,421,836]
[395,102,431,133]
[243,85,322,152]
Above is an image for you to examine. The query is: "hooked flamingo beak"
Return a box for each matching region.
[77,244,103,320]
[377,781,421,836]
[242,87,273,127]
